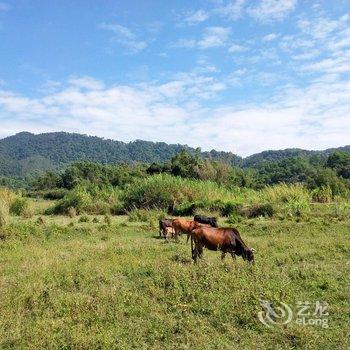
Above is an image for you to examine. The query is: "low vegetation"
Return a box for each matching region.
[0,211,349,348]
[0,149,349,348]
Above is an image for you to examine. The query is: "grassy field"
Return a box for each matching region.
[0,209,349,349]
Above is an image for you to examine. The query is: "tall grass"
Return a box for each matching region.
[0,200,9,228]
[48,184,123,215]
[0,188,16,227]
[258,183,311,217]
[123,174,244,212]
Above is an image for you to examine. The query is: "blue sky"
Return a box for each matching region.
[0,0,350,155]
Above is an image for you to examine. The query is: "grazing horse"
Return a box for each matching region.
[172,218,198,239]
[159,218,173,237]
[194,215,218,228]
[189,226,255,263]
[171,218,211,240]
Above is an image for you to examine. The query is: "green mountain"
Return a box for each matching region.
[0,132,242,177]
[243,146,350,168]
[0,131,349,178]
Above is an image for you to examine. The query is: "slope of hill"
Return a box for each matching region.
[0,131,349,178]
[0,132,242,177]
[242,146,350,168]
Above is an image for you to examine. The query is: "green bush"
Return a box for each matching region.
[221,202,243,217]
[123,174,233,212]
[42,189,68,200]
[285,199,310,217]
[226,213,242,224]
[128,209,164,223]
[10,197,28,216]
[312,186,333,203]
[48,184,122,215]
[172,202,196,216]
[243,203,275,218]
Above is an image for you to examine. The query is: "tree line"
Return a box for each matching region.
[29,150,350,198]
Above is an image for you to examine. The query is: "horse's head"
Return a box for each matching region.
[244,247,255,263]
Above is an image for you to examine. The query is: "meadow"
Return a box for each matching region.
[0,192,349,349]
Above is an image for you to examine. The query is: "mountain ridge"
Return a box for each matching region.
[0,132,349,178]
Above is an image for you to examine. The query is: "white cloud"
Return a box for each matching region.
[228,43,247,52]
[174,27,231,49]
[215,0,246,20]
[248,0,297,22]
[1,71,350,156]
[184,10,209,25]
[262,33,278,41]
[69,77,105,90]
[198,27,231,48]
[99,23,147,53]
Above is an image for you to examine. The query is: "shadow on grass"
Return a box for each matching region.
[171,254,193,265]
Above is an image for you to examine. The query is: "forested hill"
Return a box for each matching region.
[0,131,349,178]
[0,132,242,177]
[243,146,350,168]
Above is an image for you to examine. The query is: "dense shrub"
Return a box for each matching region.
[128,209,165,223]
[42,189,68,200]
[312,186,333,203]
[123,174,233,212]
[243,203,275,218]
[10,197,28,216]
[221,202,243,217]
[48,184,123,215]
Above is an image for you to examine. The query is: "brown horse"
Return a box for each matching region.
[159,218,174,237]
[172,218,209,239]
[190,226,255,263]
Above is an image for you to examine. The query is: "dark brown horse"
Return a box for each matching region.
[194,215,218,227]
[189,226,255,263]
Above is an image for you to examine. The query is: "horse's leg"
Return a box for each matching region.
[221,251,226,260]
[192,237,199,262]
[172,227,178,239]
[230,252,236,261]
[197,242,204,259]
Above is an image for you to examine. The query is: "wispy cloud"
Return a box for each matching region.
[262,33,279,41]
[248,0,298,22]
[174,27,231,49]
[228,43,248,53]
[1,69,350,155]
[215,0,246,20]
[183,10,209,25]
[99,23,147,53]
